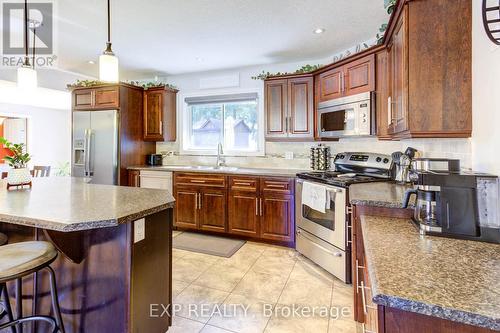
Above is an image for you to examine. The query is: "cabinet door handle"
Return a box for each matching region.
[159,120,163,135]
[341,72,345,93]
[260,198,263,216]
[361,281,368,315]
[198,193,202,209]
[356,258,367,293]
[362,323,376,333]
[255,198,259,216]
[285,117,289,133]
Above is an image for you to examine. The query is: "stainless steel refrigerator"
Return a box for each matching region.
[72,110,119,185]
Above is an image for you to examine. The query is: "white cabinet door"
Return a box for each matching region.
[139,171,172,192]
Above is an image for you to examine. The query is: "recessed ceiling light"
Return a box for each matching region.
[88,60,95,64]
[313,28,325,34]
[195,57,203,62]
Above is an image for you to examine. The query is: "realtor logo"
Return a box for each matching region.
[1,0,56,67]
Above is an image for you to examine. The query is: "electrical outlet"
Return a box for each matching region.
[285,152,294,160]
[134,218,145,243]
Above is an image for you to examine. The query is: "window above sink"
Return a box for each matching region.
[180,91,264,156]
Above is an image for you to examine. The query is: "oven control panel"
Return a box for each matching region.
[334,152,393,171]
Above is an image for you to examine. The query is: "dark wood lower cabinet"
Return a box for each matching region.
[199,188,227,232]
[228,191,259,237]
[174,187,198,229]
[173,172,294,246]
[260,194,294,242]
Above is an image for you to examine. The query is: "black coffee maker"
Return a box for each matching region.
[403,171,500,244]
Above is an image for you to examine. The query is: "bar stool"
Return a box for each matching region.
[0,241,65,333]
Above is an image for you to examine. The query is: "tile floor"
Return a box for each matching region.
[169,231,359,333]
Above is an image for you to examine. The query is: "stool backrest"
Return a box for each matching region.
[32,166,51,178]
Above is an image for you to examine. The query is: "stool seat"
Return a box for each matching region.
[0,232,7,246]
[0,241,57,281]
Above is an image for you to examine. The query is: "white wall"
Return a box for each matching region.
[0,81,71,173]
[472,1,500,176]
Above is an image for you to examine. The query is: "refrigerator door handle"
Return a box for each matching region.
[88,129,94,177]
[84,129,90,176]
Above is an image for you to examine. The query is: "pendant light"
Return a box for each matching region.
[99,0,119,82]
[17,0,37,89]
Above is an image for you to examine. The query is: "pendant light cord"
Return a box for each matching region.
[107,0,111,44]
[32,27,36,70]
[24,0,29,65]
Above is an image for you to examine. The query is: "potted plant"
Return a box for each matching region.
[0,137,32,186]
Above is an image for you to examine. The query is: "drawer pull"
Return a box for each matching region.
[234,182,252,186]
[266,184,286,188]
[190,180,206,183]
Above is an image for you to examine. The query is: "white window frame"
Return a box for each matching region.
[179,88,265,157]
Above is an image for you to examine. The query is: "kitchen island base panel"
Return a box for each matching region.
[0,208,172,333]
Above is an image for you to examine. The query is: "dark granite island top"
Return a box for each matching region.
[349,181,415,208]
[0,177,175,232]
[361,215,500,331]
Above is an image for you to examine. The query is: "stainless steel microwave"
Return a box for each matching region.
[317,92,375,138]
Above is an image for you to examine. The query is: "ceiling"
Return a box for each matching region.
[16,0,390,79]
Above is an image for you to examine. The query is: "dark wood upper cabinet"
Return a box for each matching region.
[318,67,343,102]
[379,0,472,139]
[390,7,409,135]
[317,54,375,103]
[343,54,375,97]
[143,87,178,142]
[73,89,93,109]
[288,77,314,138]
[265,79,288,138]
[72,86,119,110]
[265,76,313,141]
[94,86,119,109]
[375,49,391,140]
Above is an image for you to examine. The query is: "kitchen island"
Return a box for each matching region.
[0,177,175,333]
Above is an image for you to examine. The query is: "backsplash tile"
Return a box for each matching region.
[157,138,472,171]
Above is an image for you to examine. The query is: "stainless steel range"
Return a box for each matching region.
[295,152,393,283]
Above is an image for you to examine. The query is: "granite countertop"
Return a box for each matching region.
[128,165,306,177]
[361,215,500,330]
[349,181,415,208]
[0,177,175,232]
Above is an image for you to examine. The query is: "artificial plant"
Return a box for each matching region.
[0,137,31,169]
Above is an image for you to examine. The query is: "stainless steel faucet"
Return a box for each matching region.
[216,143,226,168]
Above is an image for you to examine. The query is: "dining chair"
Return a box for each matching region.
[32,166,51,178]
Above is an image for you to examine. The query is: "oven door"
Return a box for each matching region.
[295,179,346,250]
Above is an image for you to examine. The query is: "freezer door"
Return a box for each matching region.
[72,111,91,178]
[88,110,119,185]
